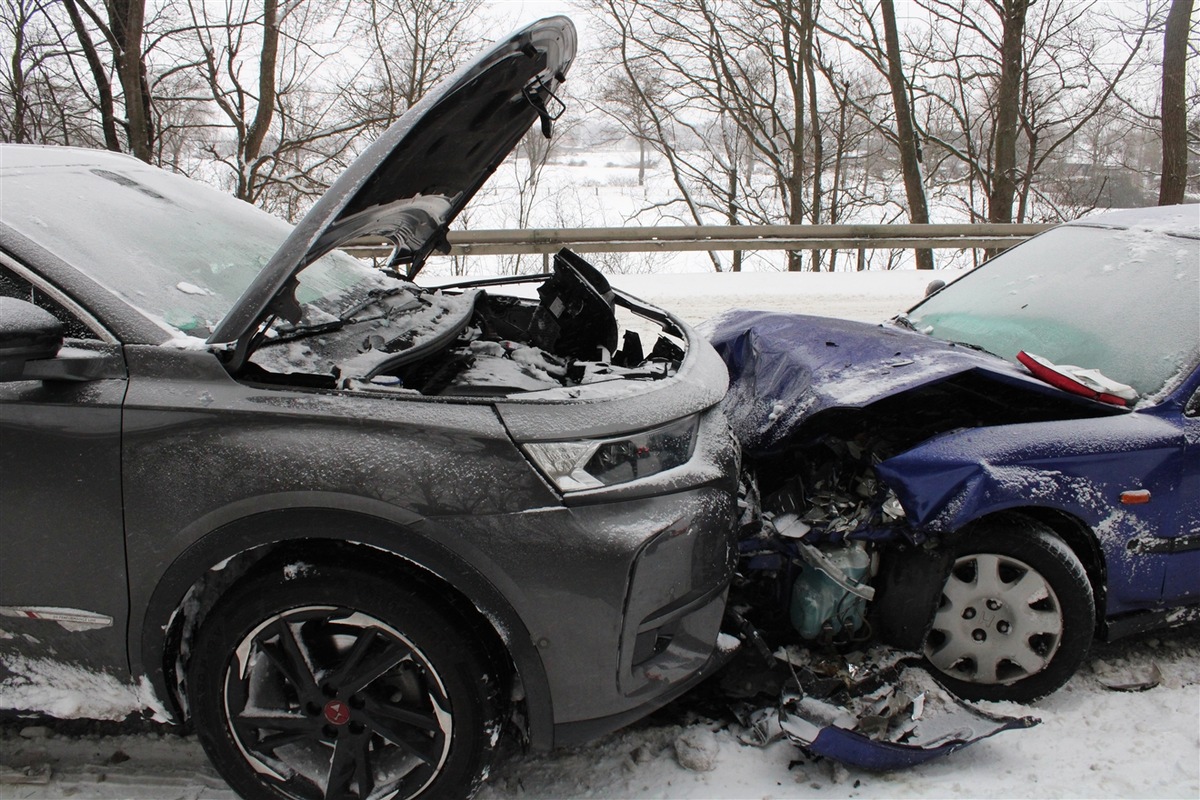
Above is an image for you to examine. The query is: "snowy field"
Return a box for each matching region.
[2,270,1197,799]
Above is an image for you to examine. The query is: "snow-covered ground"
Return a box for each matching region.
[2,271,1197,799]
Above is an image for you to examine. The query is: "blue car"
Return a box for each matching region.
[711,204,1199,703]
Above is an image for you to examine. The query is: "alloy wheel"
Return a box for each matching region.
[223,606,453,800]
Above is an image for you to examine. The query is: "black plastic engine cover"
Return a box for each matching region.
[530,249,619,359]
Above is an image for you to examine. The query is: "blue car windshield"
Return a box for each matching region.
[905,224,1199,399]
[0,155,377,338]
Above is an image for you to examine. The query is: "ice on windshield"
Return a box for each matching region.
[906,224,1199,398]
[0,157,374,338]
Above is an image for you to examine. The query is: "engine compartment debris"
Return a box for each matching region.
[720,439,1039,771]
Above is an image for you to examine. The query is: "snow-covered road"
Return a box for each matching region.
[3,270,1197,799]
[4,628,1196,799]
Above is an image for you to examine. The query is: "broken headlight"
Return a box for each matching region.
[523,415,699,492]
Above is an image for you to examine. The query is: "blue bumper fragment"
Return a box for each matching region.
[780,696,1035,771]
[775,660,1038,771]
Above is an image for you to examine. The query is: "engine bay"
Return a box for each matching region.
[245,249,687,397]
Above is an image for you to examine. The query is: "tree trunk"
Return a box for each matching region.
[1158,0,1192,205]
[801,0,824,271]
[783,0,806,272]
[9,6,29,142]
[987,0,1028,225]
[64,0,122,152]
[105,0,153,161]
[244,0,279,169]
[879,0,934,269]
[728,165,741,271]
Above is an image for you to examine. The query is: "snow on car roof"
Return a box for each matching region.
[1070,203,1200,238]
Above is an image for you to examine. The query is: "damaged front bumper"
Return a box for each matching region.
[776,655,1037,770]
[728,647,1037,771]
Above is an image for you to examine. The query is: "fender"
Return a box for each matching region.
[137,502,554,748]
[876,412,1187,614]
[876,413,1184,533]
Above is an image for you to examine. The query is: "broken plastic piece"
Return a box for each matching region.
[777,660,1038,771]
[1017,351,1137,406]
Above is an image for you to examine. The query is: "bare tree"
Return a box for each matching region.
[909,0,1156,227]
[987,0,1029,225]
[1,0,73,144]
[181,0,374,214]
[59,0,122,150]
[592,0,845,271]
[54,0,153,158]
[596,65,665,186]
[879,0,934,268]
[346,0,484,138]
[108,0,152,159]
[1158,0,1193,204]
[591,0,722,270]
[2,0,39,142]
[2,0,131,149]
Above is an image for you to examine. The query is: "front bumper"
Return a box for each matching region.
[544,479,739,745]
[439,482,739,748]
[434,405,738,749]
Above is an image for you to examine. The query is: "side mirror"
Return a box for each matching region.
[925,279,946,297]
[0,297,64,381]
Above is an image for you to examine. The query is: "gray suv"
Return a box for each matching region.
[0,17,739,799]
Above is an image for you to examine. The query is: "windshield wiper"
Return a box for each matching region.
[267,287,420,344]
[892,315,1002,358]
[950,340,1002,358]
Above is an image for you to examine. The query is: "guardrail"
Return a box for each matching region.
[343,222,1054,259]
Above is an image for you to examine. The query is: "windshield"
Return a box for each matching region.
[0,156,376,338]
[906,224,1199,399]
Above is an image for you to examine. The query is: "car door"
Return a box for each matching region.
[1161,381,1200,605]
[0,262,131,676]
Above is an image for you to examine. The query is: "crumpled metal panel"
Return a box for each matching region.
[733,654,1037,771]
[875,411,1188,614]
[779,697,1035,771]
[708,310,1112,456]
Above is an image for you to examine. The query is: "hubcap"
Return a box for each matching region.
[224,606,452,800]
[925,552,1064,685]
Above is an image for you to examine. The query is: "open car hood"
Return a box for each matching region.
[208,16,576,352]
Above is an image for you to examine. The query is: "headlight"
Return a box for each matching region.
[523,415,699,492]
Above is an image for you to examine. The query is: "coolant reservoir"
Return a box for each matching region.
[790,541,871,640]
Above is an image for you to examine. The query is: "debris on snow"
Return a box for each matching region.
[1096,661,1163,692]
[673,729,719,772]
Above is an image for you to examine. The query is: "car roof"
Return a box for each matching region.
[0,143,146,169]
[1066,204,1200,239]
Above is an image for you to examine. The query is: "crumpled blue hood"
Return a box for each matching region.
[708,310,1117,454]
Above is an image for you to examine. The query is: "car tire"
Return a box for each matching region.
[922,518,1094,703]
[188,561,503,800]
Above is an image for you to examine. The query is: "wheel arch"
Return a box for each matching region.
[876,506,1108,648]
[938,506,1108,633]
[1007,506,1107,630]
[136,507,553,748]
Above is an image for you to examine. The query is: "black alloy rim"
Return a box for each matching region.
[223,606,453,800]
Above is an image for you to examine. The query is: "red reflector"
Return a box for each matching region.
[1120,490,1151,505]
